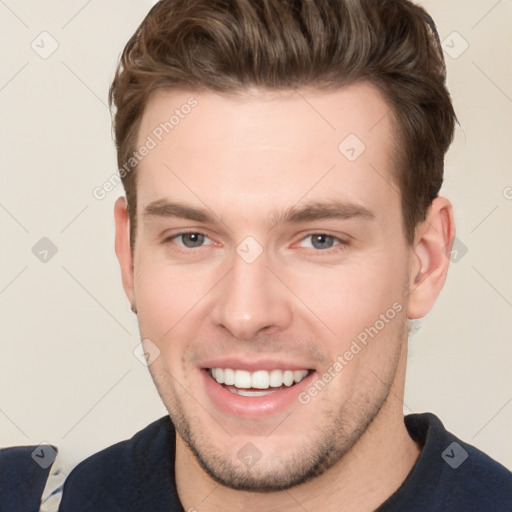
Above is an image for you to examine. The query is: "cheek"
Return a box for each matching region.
[287,250,408,344]
[133,258,213,340]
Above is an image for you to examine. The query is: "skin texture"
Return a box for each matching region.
[114,83,455,511]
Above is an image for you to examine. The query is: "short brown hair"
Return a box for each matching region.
[109,0,456,247]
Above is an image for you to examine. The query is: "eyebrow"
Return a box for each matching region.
[144,200,216,223]
[143,199,375,226]
[273,200,375,225]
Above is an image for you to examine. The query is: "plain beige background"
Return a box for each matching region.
[1,0,511,478]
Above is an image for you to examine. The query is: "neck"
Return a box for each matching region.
[175,349,420,512]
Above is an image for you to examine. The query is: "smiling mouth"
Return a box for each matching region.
[206,367,312,397]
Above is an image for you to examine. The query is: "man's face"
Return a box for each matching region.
[124,83,415,490]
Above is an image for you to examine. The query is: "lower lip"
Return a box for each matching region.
[201,369,316,419]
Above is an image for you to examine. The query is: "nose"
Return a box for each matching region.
[210,252,293,341]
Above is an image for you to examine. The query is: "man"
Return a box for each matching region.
[59,0,512,510]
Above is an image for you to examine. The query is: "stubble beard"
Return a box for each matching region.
[148,317,407,493]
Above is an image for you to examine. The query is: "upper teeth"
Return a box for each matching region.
[209,368,309,389]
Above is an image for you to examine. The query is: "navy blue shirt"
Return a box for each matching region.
[0,445,57,512]
[58,413,512,511]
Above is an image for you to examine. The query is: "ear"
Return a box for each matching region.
[407,196,455,319]
[114,197,135,309]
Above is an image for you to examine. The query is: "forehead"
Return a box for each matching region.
[135,83,399,222]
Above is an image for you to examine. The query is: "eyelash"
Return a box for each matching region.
[163,230,213,253]
[297,233,349,254]
[164,230,349,255]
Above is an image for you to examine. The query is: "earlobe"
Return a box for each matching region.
[114,196,135,308]
[407,197,455,319]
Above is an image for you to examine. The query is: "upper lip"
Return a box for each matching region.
[200,357,314,372]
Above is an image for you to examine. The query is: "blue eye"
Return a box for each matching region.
[181,233,204,247]
[171,232,211,248]
[299,234,342,250]
[310,234,336,250]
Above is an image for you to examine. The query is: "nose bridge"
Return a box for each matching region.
[210,248,293,340]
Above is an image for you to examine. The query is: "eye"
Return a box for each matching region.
[297,233,346,251]
[168,231,212,249]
